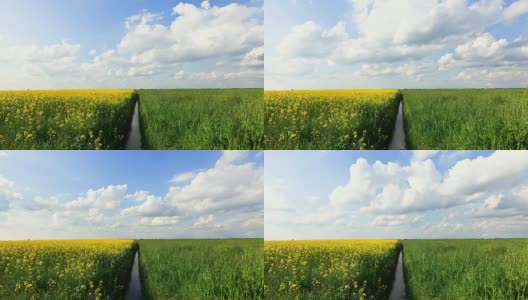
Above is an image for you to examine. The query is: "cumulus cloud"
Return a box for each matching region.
[330,152,528,215]
[0,1,263,89]
[265,151,528,239]
[438,32,528,85]
[277,0,503,65]
[120,150,263,233]
[167,152,263,214]
[25,196,61,211]
[139,216,182,226]
[193,214,217,228]
[503,0,528,21]
[64,184,128,212]
[170,172,197,183]
[0,176,22,212]
[267,0,527,88]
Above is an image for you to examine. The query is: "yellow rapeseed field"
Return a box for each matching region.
[0,240,136,300]
[0,90,136,150]
[265,240,400,300]
[265,90,401,150]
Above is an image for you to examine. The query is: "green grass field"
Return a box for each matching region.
[138,89,264,150]
[402,239,528,299]
[137,239,264,300]
[402,89,528,149]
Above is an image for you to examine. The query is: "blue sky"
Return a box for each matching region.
[265,0,528,89]
[265,150,528,240]
[0,0,263,89]
[0,150,263,240]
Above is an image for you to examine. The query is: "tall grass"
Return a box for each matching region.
[402,89,528,149]
[138,89,264,150]
[402,239,528,299]
[137,239,264,300]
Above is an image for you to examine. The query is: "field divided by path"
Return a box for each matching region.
[0,90,136,150]
[265,90,401,150]
[264,240,400,299]
[402,239,528,300]
[137,239,264,300]
[402,89,528,150]
[0,240,136,300]
[138,89,264,150]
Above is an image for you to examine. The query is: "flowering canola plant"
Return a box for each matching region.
[265,90,401,150]
[0,240,136,300]
[265,240,400,300]
[0,90,136,150]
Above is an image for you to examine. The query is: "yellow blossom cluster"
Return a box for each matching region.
[0,90,136,149]
[264,239,400,300]
[265,89,401,149]
[0,240,136,300]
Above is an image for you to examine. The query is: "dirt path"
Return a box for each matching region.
[125,100,142,150]
[389,250,407,300]
[125,250,142,300]
[388,100,406,150]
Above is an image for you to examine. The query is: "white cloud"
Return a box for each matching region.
[267,0,527,88]
[121,193,178,218]
[125,190,151,202]
[117,2,262,67]
[170,171,197,183]
[65,184,127,212]
[167,157,263,214]
[121,150,263,232]
[265,151,528,240]
[140,216,182,226]
[412,150,440,162]
[372,214,424,226]
[239,46,264,68]
[503,0,528,21]
[277,0,503,66]
[25,196,60,211]
[193,214,216,228]
[438,32,528,85]
[0,1,263,89]
[215,150,250,168]
[330,151,528,215]
[0,176,22,211]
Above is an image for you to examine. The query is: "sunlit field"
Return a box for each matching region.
[403,89,528,149]
[0,90,136,150]
[138,89,264,150]
[138,239,264,299]
[0,240,136,300]
[264,240,400,299]
[265,90,400,150]
[402,239,528,300]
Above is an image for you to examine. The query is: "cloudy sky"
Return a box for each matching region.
[0,0,263,89]
[265,150,528,240]
[266,0,528,89]
[0,150,263,240]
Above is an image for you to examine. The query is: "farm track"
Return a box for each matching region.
[389,100,406,150]
[125,249,142,300]
[389,250,407,300]
[125,99,142,150]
